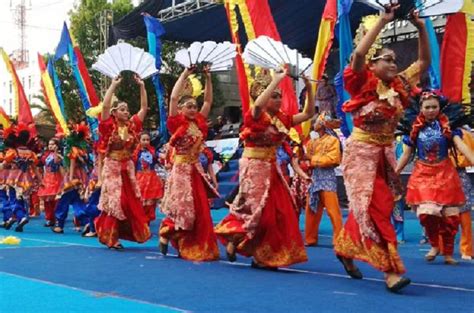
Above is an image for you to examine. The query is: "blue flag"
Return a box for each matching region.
[143,14,168,145]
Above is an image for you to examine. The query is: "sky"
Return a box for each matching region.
[0,0,77,56]
[0,0,141,114]
[0,0,142,56]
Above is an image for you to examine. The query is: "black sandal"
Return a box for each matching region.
[109,243,124,250]
[386,277,411,293]
[250,260,278,271]
[159,240,168,256]
[337,255,363,279]
[226,243,237,262]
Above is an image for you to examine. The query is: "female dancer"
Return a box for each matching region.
[159,67,220,262]
[3,124,39,232]
[215,69,314,269]
[133,132,164,222]
[333,4,430,292]
[37,138,63,227]
[95,75,151,249]
[396,91,474,265]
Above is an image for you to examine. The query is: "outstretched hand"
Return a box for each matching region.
[133,74,145,87]
[111,75,122,86]
[183,65,196,77]
[274,67,288,82]
[408,9,425,29]
[381,1,400,23]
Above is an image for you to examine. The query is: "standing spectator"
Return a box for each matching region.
[315,74,337,117]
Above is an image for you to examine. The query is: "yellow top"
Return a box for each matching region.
[306,134,341,168]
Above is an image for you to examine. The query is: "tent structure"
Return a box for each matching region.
[110,0,377,57]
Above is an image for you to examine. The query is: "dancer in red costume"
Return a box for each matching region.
[333,4,430,292]
[159,66,220,262]
[37,138,63,227]
[215,68,314,269]
[95,75,151,249]
[396,91,474,265]
[3,124,40,232]
[133,132,164,222]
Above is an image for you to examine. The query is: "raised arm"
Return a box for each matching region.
[252,68,287,119]
[200,66,213,118]
[351,4,398,72]
[410,11,430,74]
[101,76,122,121]
[292,77,316,126]
[169,67,194,117]
[134,75,148,122]
[395,145,414,175]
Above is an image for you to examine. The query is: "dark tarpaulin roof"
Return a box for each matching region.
[110,0,376,56]
[108,0,165,45]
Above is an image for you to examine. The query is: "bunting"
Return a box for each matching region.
[0,48,37,136]
[38,53,70,136]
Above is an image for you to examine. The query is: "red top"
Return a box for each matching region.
[240,110,293,148]
[99,115,143,155]
[167,113,208,155]
[342,67,410,115]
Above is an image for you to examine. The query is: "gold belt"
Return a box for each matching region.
[174,154,198,164]
[352,127,394,146]
[242,147,276,161]
[108,150,131,161]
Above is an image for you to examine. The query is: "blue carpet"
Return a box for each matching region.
[0,272,182,313]
[0,211,473,313]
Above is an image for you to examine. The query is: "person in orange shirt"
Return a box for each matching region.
[449,128,474,260]
[305,114,343,247]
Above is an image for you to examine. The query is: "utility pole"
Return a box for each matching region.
[98,9,114,97]
[10,0,31,69]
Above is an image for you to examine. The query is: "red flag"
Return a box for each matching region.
[441,13,473,103]
[244,0,298,117]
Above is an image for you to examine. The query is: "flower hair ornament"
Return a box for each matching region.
[179,74,203,101]
[249,69,275,101]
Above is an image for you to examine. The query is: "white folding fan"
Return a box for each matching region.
[242,36,313,80]
[174,41,237,72]
[92,42,159,79]
[358,0,464,17]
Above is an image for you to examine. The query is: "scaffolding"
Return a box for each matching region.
[157,0,219,22]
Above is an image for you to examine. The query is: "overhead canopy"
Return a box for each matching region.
[111,0,377,56]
